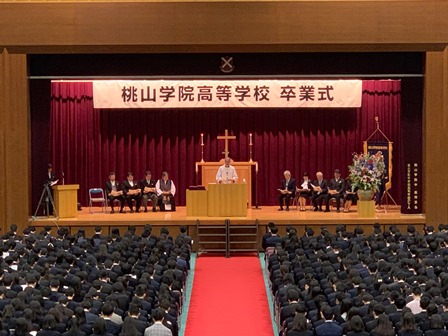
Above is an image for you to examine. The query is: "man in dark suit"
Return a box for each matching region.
[105,172,125,214]
[326,169,345,212]
[101,303,122,335]
[127,304,149,335]
[311,171,328,211]
[315,305,343,336]
[278,170,296,211]
[122,171,142,213]
[265,226,282,248]
[44,163,58,216]
[141,170,158,212]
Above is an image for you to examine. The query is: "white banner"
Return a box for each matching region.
[93,80,362,109]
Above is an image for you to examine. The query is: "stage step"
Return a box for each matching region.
[196,219,259,257]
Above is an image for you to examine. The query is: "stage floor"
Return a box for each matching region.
[30,205,425,227]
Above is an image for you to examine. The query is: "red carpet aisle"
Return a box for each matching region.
[184,256,274,336]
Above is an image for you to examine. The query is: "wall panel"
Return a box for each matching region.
[424,47,448,225]
[0,2,448,53]
[0,50,30,231]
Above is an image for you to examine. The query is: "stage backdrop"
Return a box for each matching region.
[49,80,401,207]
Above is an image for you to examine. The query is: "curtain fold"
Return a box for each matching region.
[50,80,401,206]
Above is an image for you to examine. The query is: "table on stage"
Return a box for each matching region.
[186,189,208,216]
[207,183,247,217]
[53,184,79,218]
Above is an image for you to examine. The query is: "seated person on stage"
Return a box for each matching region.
[105,171,124,214]
[122,171,142,213]
[311,171,328,212]
[156,171,176,211]
[343,178,358,213]
[326,169,345,213]
[141,170,158,213]
[278,170,296,211]
[216,157,238,184]
[296,171,312,211]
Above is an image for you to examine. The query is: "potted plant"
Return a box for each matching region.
[348,151,385,201]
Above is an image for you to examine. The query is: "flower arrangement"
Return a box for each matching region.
[348,151,385,191]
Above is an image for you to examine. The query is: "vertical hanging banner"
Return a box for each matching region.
[364,141,393,191]
[92,80,362,109]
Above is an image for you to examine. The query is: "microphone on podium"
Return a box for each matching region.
[62,171,65,185]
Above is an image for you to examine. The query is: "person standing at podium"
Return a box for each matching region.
[45,163,58,216]
[216,157,238,183]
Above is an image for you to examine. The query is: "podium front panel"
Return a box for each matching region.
[53,184,79,218]
[207,183,247,217]
[357,200,375,218]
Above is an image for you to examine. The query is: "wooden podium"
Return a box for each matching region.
[357,200,375,218]
[53,184,79,218]
[196,160,257,207]
[207,183,247,217]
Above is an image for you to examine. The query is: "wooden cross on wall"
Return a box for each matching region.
[217,129,236,159]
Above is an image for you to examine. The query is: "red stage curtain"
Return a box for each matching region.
[50,80,401,206]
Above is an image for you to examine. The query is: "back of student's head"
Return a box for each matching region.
[401,311,417,331]
[93,317,107,334]
[412,286,422,296]
[151,307,165,322]
[395,296,406,309]
[349,315,365,332]
[321,305,334,320]
[271,227,279,234]
[291,313,308,332]
[430,314,444,329]
[420,296,431,310]
[101,302,114,316]
[42,314,57,330]
[14,317,30,336]
[373,303,385,316]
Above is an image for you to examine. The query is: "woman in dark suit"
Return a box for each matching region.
[343,178,358,213]
[296,172,313,211]
[286,313,313,336]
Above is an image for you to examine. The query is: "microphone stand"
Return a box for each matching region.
[253,164,261,210]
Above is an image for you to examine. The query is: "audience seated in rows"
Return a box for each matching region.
[265,223,448,336]
[0,223,193,336]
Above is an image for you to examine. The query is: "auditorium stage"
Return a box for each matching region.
[29,205,425,233]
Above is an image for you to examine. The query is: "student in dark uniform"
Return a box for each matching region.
[140,171,158,212]
[326,169,345,213]
[105,172,124,214]
[122,172,142,213]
